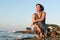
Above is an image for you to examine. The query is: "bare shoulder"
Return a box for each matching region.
[42,11,46,15]
[32,13,36,17]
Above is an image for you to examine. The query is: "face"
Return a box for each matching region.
[36,5,41,12]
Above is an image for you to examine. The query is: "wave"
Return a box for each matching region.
[0,31,36,39]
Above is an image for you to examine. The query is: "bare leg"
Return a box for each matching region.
[34,24,43,39]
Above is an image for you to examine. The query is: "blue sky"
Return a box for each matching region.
[0,0,60,31]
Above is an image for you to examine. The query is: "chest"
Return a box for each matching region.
[35,13,42,20]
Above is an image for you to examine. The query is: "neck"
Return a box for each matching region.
[37,11,41,14]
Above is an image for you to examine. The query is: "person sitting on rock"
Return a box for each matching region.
[31,3,48,39]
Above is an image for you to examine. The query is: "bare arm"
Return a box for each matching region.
[32,14,38,24]
[32,12,46,25]
[37,12,46,22]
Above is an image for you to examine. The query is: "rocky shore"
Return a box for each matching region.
[5,24,60,40]
[6,35,60,40]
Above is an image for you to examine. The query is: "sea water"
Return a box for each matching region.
[0,31,36,40]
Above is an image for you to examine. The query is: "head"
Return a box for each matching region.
[36,3,44,12]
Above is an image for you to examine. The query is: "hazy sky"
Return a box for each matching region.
[0,0,60,31]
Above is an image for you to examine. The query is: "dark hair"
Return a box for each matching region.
[36,3,44,11]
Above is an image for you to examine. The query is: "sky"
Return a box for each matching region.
[0,0,60,31]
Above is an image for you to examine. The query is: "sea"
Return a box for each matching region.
[0,31,36,40]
